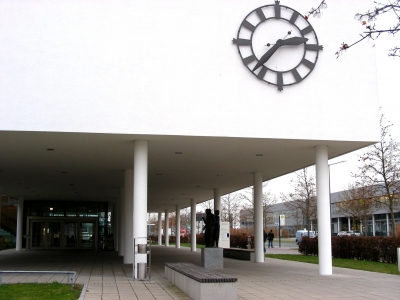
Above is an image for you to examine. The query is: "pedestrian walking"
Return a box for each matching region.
[267,230,274,248]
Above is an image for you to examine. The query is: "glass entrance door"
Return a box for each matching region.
[31,221,45,248]
[80,222,94,249]
[48,222,61,248]
[65,222,77,248]
[30,221,62,249]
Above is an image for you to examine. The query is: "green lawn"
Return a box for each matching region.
[0,282,83,300]
[266,254,400,275]
[162,242,205,248]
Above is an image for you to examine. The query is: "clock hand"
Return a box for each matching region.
[280,36,308,46]
[253,41,281,71]
[265,36,308,47]
[254,37,309,71]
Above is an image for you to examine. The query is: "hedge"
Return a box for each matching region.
[148,233,253,248]
[298,236,400,263]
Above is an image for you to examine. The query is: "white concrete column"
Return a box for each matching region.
[133,140,148,278]
[191,199,196,251]
[315,145,332,275]
[165,209,169,246]
[158,212,162,245]
[253,172,264,263]
[348,218,351,231]
[16,196,24,251]
[372,214,375,236]
[214,189,221,213]
[124,169,133,263]
[337,218,341,233]
[118,188,125,256]
[176,205,181,248]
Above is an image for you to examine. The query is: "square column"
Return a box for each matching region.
[315,145,332,275]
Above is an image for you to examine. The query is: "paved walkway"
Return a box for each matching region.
[0,246,399,299]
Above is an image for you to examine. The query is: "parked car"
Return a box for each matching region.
[295,230,316,245]
[337,231,351,236]
[348,230,362,236]
[337,230,362,236]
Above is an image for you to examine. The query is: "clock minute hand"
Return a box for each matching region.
[252,41,282,71]
[280,36,308,46]
[253,37,308,72]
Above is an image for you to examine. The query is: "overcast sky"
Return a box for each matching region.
[267,8,400,200]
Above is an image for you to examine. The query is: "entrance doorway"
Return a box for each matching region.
[28,218,97,249]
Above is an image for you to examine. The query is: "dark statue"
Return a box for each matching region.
[202,209,216,247]
[214,210,220,247]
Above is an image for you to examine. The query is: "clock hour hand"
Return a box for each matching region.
[252,42,281,71]
[253,37,309,71]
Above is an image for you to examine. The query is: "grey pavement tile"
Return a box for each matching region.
[1,247,399,300]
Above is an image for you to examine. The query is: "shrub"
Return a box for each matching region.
[299,236,400,263]
[298,236,318,256]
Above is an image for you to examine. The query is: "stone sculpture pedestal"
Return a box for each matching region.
[201,247,223,270]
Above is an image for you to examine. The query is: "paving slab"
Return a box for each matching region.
[0,246,399,299]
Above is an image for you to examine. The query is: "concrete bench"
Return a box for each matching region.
[223,248,255,261]
[165,262,237,300]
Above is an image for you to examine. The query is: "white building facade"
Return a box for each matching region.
[0,0,380,276]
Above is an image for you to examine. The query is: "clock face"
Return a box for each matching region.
[233,1,323,91]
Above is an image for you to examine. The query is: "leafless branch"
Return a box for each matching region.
[335,0,400,57]
[305,0,327,19]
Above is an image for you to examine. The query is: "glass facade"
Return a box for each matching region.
[25,201,110,249]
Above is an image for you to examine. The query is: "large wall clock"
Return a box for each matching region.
[233,1,323,91]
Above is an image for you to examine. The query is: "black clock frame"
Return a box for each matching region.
[233,1,323,91]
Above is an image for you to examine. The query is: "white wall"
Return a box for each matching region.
[0,0,380,142]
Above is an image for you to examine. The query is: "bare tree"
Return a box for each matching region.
[281,168,317,234]
[355,114,400,236]
[338,182,377,236]
[238,182,277,227]
[220,192,241,228]
[199,199,213,212]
